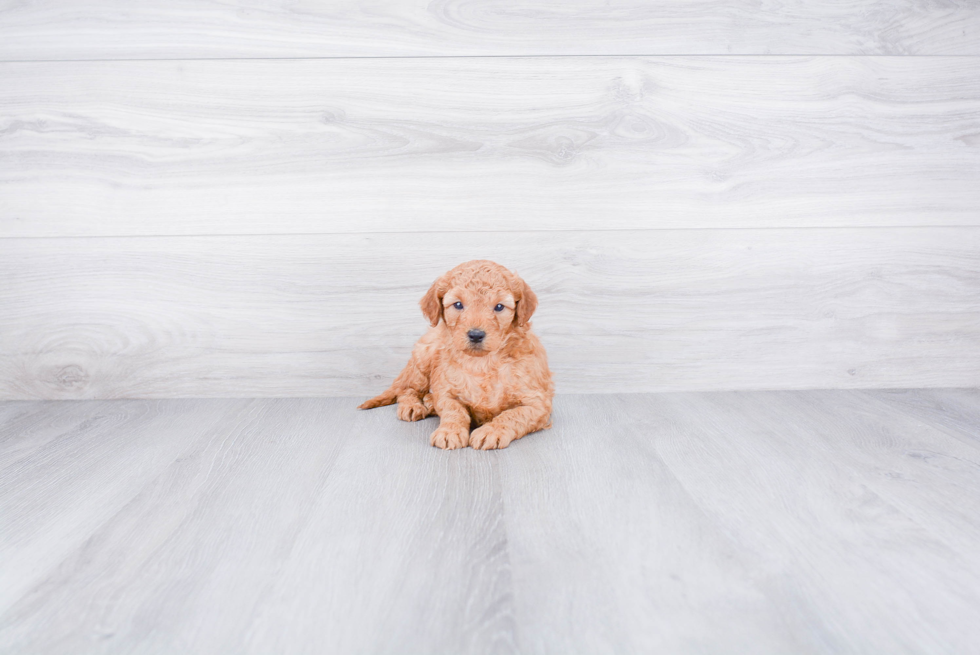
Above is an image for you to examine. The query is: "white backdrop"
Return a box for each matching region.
[1,2,979,399]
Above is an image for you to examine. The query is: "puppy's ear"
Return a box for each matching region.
[515,277,538,327]
[420,274,448,327]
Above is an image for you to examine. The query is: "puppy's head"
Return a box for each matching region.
[420,260,538,357]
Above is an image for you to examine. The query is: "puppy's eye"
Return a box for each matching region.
[494,304,505,312]
[453,301,464,310]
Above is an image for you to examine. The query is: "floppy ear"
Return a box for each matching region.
[515,277,538,327]
[420,274,448,327]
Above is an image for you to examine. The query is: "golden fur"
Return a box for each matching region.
[359,260,554,450]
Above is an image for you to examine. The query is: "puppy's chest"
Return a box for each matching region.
[439,358,515,415]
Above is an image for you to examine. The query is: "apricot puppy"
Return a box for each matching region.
[359,260,554,450]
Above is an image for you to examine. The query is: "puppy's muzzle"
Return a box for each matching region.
[467,329,486,345]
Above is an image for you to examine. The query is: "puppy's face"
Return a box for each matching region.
[441,286,515,356]
[420,260,538,357]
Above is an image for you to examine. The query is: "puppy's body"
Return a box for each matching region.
[360,260,553,450]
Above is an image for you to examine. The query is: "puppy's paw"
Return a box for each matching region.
[430,424,469,450]
[469,423,515,450]
[397,399,428,422]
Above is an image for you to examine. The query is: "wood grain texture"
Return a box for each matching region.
[2,391,979,652]
[498,391,980,652]
[2,57,979,237]
[725,390,980,563]
[860,387,980,449]
[1,228,978,399]
[0,400,115,471]
[497,393,805,653]
[633,391,980,652]
[0,398,256,617]
[0,398,353,653]
[0,0,978,60]
[243,403,514,654]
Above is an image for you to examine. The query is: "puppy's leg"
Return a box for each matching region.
[429,396,471,450]
[360,349,431,416]
[470,403,551,450]
[396,392,433,422]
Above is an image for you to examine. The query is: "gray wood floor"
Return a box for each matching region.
[2,390,979,654]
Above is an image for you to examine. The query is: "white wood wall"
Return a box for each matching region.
[1,2,979,399]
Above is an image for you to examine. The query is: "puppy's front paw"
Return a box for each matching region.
[430,424,469,450]
[397,399,428,422]
[469,423,515,450]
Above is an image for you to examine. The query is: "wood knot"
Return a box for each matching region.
[56,364,89,389]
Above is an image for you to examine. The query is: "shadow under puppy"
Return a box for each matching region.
[359,260,554,450]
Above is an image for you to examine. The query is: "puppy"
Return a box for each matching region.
[359,260,554,450]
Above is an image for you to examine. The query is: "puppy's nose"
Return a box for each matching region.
[467,329,486,344]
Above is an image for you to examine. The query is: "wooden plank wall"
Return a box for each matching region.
[1,2,979,399]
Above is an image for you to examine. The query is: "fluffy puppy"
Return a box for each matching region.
[359,260,554,450]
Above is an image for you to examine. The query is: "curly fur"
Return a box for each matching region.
[359,260,554,450]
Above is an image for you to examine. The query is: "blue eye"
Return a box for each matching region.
[453,301,463,310]
[494,304,505,312]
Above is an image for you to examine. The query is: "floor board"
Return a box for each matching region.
[3,57,978,237]
[863,388,980,451]
[1,0,977,60]
[3,228,979,399]
[1,390,978,653]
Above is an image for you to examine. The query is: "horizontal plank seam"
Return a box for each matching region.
[190,389,980,401]
[4,386,974,402]
[3,53,980,65]
[3,224,980,242]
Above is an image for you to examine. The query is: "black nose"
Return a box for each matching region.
[467,329,486,344]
